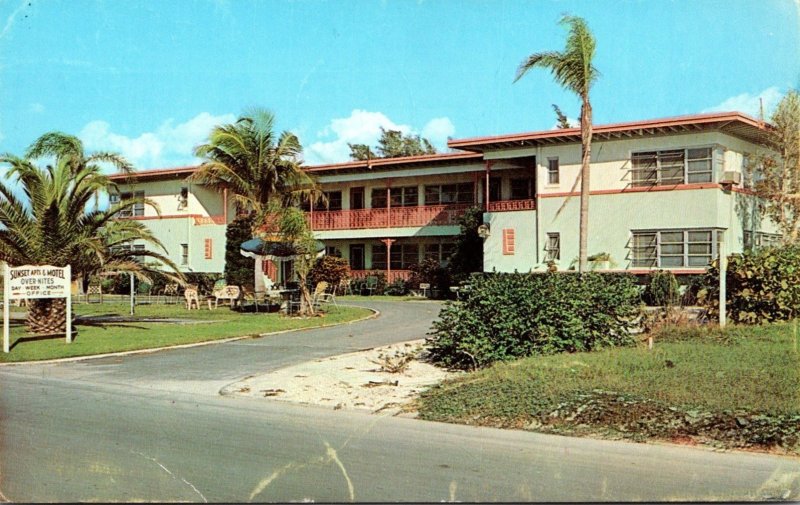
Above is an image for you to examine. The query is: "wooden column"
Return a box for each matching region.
[382,238,396,283]
[485,160,493,211]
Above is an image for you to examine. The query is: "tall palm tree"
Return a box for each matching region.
[190,108,321,289]
[515,15,599,273]
[0,133,182,334]
[190,108,320,226]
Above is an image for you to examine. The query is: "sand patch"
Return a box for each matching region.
[223,339,458,414]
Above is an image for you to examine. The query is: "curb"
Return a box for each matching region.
[0,305,380,366]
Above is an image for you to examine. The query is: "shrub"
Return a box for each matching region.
[225,215,255,287]
[385,278,408,296]
[408,258,452,299]
[103,271,222,295]
[702,244,800,324]
[427,272,641,370]
[642,270,680,306]
[309,256,351,288]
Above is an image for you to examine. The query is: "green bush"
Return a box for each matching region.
[408,258,452,299]
[225,215,255,288]
[642,270,680,306]
[427,272,641,370]
[385,278,408,296]
[702,244,800,324]
[102,271,222,295]
[309,256,351,288]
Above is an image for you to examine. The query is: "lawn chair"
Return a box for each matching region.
[214,285,241,309]
[316,284,338,311]
[158,283,179,304]
[136,282,153,304]
[309,281,329,312]
[184,286,200,310]
[362,276,378,296]
[85,284,103,304]
[337,278,353,296]
[242,286,270,313]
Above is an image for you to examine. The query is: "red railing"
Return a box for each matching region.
[309,204,469,231]
[487,199,536,212]
[350,269,412,283]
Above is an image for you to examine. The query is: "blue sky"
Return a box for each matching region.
[1,0,798,170]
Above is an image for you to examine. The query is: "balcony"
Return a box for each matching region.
[487,199,536,212]
[309,204,470,231]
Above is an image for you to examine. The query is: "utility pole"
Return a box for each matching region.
[719,231,726,328]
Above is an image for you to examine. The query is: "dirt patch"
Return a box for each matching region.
[223,339,459,414]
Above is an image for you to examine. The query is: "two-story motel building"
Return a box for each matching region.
[108,111,779,286]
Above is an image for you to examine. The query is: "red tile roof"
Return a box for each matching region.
[448,111,771,152]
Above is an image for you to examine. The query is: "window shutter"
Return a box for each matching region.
[503,228,515,255]
[204,238,213,259]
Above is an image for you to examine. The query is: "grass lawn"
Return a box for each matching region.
[0,302,372,363]
[417,322,800,454]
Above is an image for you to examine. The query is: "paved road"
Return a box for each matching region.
[0,300,798,502]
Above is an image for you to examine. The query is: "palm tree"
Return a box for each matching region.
[190,108,320,226]
[0,133,182,334]
[515,15,599,273]
[190,108,321,290]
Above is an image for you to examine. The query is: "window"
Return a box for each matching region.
[631,229,720,268]
[744,231,781,251]
[742,154,765,190]
[502,229,515,255]
[371,188,387,208]
[510,178,533,200]
[309,191,342,211]
[204,238,213,260]
[371,187,421,208]
[631,147,713,187]
[178,187,189,210]
[424,183,474,205]
[547,158,560,185]
[115,190,145,217]
[372,243,419,270]
[325,246,342,257]
[181,244,189,265]
[488,178,502,202]
[390,186,419,207]
[424,242,455,265]
[544,233,560,261]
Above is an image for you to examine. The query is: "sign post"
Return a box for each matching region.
[3,264,72,353]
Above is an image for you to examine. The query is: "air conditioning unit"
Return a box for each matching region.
[720,171,742,185]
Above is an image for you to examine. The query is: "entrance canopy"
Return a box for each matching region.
[239,238,326,262]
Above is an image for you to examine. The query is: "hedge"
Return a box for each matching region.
[702,244,800,324]
[426,271,641,370]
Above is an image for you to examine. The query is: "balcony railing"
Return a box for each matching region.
[309,204,470,231]
[487,199,536,212]
[351,269,412,283]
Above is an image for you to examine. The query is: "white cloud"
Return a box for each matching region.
[79,111,235,170]
[421,117,456,147]
[28,102,45,114]
[304,109,456,164]
[702,86,784,118]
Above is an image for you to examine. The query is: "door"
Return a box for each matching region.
[350,187,365,210]
[349,244,365,271]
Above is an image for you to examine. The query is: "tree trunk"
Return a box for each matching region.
[26,298,68,334]
[578,98,593,273]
